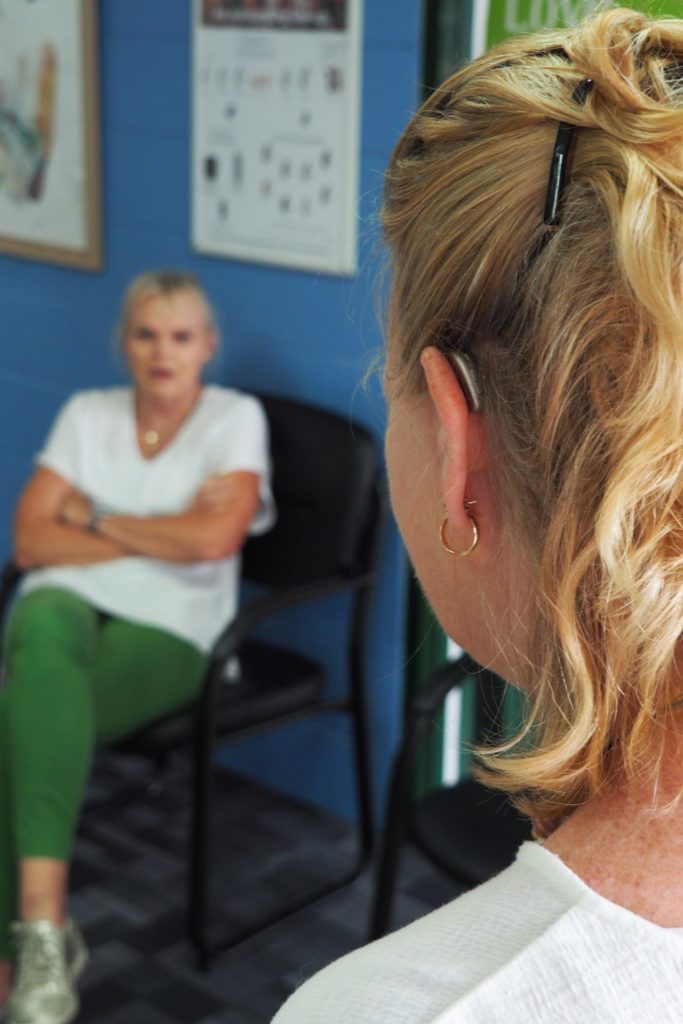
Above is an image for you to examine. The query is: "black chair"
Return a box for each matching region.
[369,653,531,939]
[0,393,384,968]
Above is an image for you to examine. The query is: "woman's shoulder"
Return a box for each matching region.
[198,386,267,427]
[58,387,131,419]
[272,843,683,1024]
[202,384,263,409]
[447,844,683,1023]
[271,847,570,1024]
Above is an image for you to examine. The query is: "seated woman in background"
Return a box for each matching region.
[0,269,274,1024]
[272,8,683,1024]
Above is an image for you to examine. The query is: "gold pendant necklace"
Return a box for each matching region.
[143,429,161,449]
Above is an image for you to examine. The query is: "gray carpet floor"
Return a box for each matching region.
[69,753,463,1024]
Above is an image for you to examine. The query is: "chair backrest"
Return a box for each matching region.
[243,394,381,588]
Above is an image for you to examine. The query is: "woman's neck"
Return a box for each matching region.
[545,725,683,927]
[135,383,203,429]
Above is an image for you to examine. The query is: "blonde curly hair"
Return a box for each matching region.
[383,8,683,825]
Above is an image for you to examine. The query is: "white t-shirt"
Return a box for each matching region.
[20,386,275,652]
[272,841,683,1024]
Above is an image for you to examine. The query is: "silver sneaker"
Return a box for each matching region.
[8,919,87,1024]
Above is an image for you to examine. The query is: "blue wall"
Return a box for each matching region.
[0,1,421,823]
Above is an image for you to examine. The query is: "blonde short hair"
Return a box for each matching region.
[117,269,217,342]
[383,8,683,824]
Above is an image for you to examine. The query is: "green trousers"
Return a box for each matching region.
[0,587,207,959]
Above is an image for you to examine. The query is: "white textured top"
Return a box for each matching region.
[272,842,683,1023]
[21,386,274,652]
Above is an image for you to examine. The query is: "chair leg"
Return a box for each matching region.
[368,738,415,941]
[189,716,214,970]
[367,655,458,943]
[349,596,375,869]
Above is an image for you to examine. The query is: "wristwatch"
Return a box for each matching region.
[88,502,114,534]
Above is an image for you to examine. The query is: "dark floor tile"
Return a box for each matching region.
[126,912,189,955]
[98,1002,182,1024]
[117,957,181,997]
[79,978,133,1021]
[152,980,226,1022]
[81,914,130,948]
[70,859,107,891]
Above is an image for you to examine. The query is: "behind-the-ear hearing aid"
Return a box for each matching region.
[446,351,482,413]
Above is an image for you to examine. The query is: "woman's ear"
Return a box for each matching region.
[420,346,486,535]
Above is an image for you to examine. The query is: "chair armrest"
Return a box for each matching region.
[0,561,22,621]
[0,561,23,663]
[409,653,479,721]
[376,655,483,873]
[209,571,375,666]
[391,653,482,784]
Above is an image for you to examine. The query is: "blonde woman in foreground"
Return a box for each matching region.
[272,8,683,1023]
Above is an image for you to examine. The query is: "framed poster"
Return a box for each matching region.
[0,0,102,270]
[192,0,363,276]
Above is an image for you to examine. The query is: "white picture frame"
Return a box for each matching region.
[191,0,363,276]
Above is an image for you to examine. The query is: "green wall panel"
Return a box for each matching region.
[484,0,681,49]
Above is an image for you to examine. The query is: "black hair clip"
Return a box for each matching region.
[542,77,594,227]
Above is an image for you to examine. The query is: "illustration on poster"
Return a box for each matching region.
[504,0,610,33]
[0,43,57,204]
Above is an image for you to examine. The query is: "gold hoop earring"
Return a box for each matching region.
[439,500,479,557]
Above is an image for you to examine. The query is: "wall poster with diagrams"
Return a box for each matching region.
[0,0,101,269]
[191,0,363,276]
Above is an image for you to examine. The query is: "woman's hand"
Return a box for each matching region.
[14,468,129,569]
[95,471,261,563]
[59,489,93,529]
[187,474,241,514]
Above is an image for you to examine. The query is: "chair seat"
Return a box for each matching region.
[412,777,532,885]
[113,639,324,757]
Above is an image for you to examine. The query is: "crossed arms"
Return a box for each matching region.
[14,466,261,569]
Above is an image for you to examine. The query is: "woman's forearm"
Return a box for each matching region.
[14,510,237,570]
[96,510,246,564]
[15,467,261,568]
[14,520,130,570]
[13,467,131,570]
[93,471,261,563]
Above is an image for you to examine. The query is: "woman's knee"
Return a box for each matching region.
[4,589,98,662]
